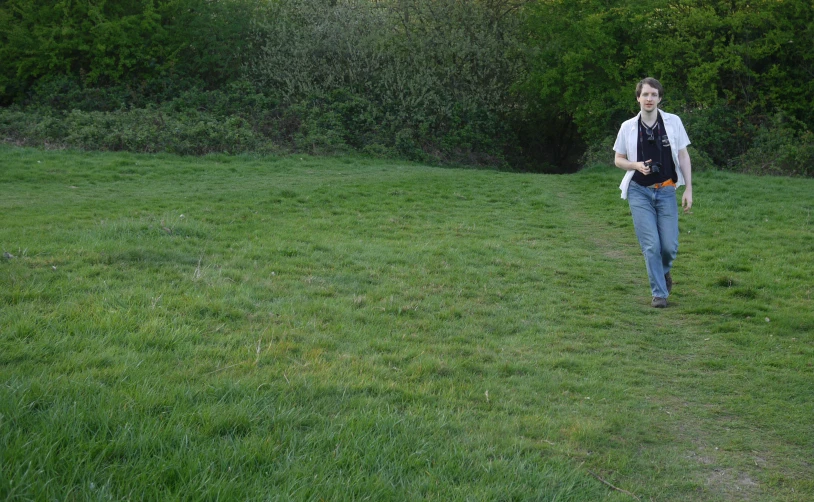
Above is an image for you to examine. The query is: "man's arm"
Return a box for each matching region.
[677,148,692,212]
[615,153,652,175]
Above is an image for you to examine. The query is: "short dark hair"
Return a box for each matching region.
[636,77,664,98]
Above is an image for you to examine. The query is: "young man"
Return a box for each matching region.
[613,77,693,308]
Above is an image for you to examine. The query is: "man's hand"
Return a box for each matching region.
[682,190,693,213]
[677,148,693,213]
[614,153,651,174]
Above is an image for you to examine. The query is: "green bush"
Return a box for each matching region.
[0,0,270,105]
[679,103,756,168]
[737,114,814,177]
[2,0,813,174]
[685,146,717,173]
[521,0,814,174]
[0,106,274,156]
[246,0,524,167]
[0,0,170,102]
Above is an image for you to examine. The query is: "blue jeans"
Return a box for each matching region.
[628,181,679,299]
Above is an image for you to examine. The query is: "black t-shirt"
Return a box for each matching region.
[632,112,676,186]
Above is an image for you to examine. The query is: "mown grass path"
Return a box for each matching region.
[1,146,812,500]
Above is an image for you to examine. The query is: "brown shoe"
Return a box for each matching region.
[651,297,668,308]
[665,272,673,294]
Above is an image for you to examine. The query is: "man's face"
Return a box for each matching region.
[637,84,661,112]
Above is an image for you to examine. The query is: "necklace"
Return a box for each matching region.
[641,119,658,144]
[641,110,659,129]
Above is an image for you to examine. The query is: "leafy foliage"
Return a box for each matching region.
[521,0,814,170]
[0,0,267,104]
[0,0,812,174]
[736,113,814,177]
[0,0,169,100]
[246,0,525,165]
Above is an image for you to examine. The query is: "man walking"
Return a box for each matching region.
[613,77,693,308]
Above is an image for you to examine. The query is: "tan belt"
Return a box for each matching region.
[650,179,675,189]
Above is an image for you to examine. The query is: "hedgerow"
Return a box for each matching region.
[1,0,812,174]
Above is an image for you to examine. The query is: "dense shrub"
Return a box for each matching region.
[1,0,812,175]
[736,114,814,177]
[0,0,269,105]
[678,103,756,168]
[246,0,525,166]
[1,0,526,168]
[0,0,169,102]
[0,82,372,156]
[522,0,814,173]
[0,103,275,156]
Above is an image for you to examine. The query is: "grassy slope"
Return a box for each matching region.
[1,145,812,501]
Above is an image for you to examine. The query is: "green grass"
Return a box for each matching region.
[1,145,812,501]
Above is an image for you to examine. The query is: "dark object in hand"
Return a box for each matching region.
[644,160,662,174]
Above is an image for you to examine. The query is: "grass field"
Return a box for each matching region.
[1,144,812,501]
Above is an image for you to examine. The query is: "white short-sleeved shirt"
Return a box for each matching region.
[613,111,691,199]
